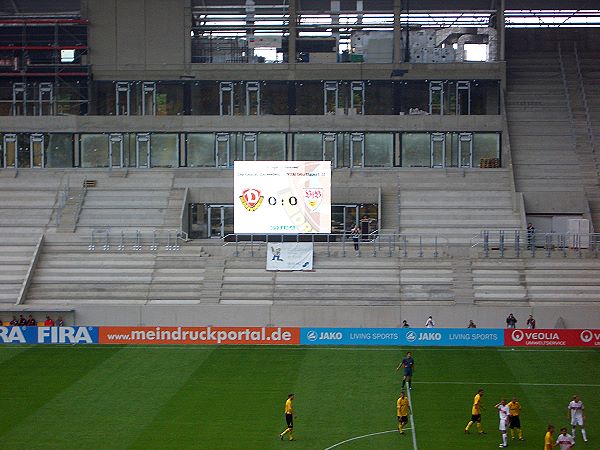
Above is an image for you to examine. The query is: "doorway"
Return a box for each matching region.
[208,205,234,238]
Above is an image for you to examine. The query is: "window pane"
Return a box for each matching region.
[94,82,115,115]
[400,81,429,114]
[261,82,289,115]
[473,133,500,166]
[156,83,184,115]
[257,133,286,160]
[401,133,429,167]
[151,134,178,167]
[191,82,219,115]
[365,81,393,115]
[294,133,321,160]
[338,133,351,168]
[80,134,109,168]
[295,82,324,114]
[187,133,215,167]
[46,134,74,168]
[471,81,500,115]
[365,133,393,167]
[0,81,11,116]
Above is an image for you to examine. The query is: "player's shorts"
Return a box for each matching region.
[398,415,408,425]
[471,414,481,422]
[571,415,584,426]
[285,413,293,428]
[403,369,413,377]
[508,415,521,428]
[499,420,507,432]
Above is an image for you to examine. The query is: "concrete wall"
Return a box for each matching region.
[85,0,188,72]
[67,303,600,329]
[0,115,503,133]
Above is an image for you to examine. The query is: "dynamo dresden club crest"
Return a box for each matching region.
[304,188,323,211]
[240,188,264,211]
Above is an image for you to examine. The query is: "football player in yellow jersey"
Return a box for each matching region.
[396,391,411,435]
[465,389,486,435]
[279,394,296,441]
[507,396,524,441]
[544,424,555,450]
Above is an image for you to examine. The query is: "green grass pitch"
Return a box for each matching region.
[0,345,598,449]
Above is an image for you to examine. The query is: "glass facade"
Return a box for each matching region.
[80,134,109,168]
[2,131,500,169]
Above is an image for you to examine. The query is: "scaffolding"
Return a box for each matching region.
[0,17,90,115]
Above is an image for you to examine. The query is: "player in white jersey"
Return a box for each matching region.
[568,395,588,442]
[495,399,510,448]
[555,427,575,450]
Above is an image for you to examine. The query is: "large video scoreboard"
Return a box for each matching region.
[234,161,331,234]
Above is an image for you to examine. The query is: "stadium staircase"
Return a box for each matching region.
[220,256,454,306]
[25,236,211,305]
[397,169,522,243]
[76,171,183,231]
[558,44,600,230]
[0,172,59,304]
[576,49,600,228]
[506,49,587,214]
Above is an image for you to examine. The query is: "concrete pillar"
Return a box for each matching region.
[288,0,297,64]
[393,0,402,64]
[497,0,505,61]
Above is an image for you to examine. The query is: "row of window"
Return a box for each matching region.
[0,79,500,116]
[0,132,500,169]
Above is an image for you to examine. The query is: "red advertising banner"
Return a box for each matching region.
[98,326,300,345]
[504,329,600,347]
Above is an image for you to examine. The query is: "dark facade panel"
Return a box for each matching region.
[0,0,80,15]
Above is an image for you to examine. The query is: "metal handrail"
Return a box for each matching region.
[87,228,187,251]
[471,229,600,258]
[54,177,70,227]
[222,232,451,258]
[73,177,87,227]
[573,43,597,155]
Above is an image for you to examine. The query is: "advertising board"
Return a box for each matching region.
[504,329,600,347]
[98,326,300,345]
[0,326,98,344]
[300,328,504,346]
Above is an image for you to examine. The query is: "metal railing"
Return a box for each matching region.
[219,230,600,259]
[223,232,450,259]
[88,228,187,251]
[72,177,88,228]
[471,230,600,259]
[573,42,597,155]
[54,178,70,227]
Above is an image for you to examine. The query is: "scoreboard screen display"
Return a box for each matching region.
[234,161,331,234]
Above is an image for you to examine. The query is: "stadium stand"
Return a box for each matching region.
[0,1,599,328]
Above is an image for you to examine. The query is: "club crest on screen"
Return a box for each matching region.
[240,188,264,211]
[304,188,323,211]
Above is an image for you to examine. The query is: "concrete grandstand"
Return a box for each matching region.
[1,0,600,328]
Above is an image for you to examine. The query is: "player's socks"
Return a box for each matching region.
[581,429,588,441]
[572,428,576,439]
[465,421,473,431]
[402,379,406,389]
[289,430,294,441]
[518,429,523,440]
[502,433,508,446]
[476,423,486,434]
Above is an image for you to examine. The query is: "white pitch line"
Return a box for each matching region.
[323,428,409,450]
[414,381,600,387]
[406,388,419,450]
